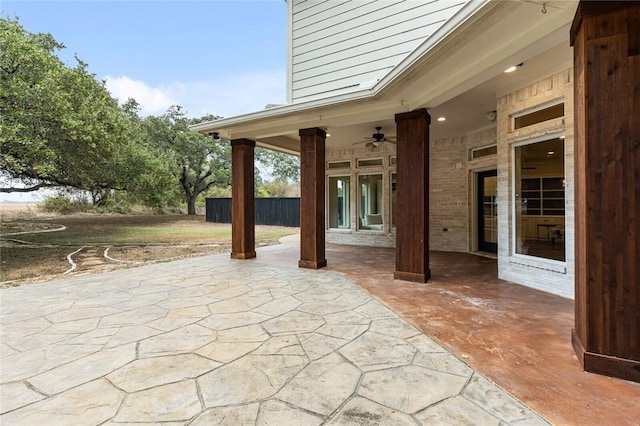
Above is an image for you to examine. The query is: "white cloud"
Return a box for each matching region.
[104,71,286,119]
[105,75,178,116]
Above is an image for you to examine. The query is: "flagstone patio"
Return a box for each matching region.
[0,243,547,425]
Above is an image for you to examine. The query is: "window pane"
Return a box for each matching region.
[328,176,350,229]
[357,158,383,167]
[471,145,497,159]
[514,103,564,129]
[327,161,350,170]
[483,176,498,244]
[514,138,565,261]
[358,174,383,230]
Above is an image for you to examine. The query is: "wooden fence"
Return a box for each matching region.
[205,198,300,227]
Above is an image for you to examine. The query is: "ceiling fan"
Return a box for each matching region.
[353,126,396,149]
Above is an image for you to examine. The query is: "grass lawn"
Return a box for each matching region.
[1,214,298,286]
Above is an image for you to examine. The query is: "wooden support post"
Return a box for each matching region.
[298,127,327,269]
[230,139,256,260]
[571,1,640,383]
[394,109,431,282]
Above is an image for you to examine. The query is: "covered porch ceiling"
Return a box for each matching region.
[190,0,577,154]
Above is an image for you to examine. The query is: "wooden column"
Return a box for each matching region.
[230,139,256,260]
[394,109,431,282]
[571,1,640,383]
[298,127,327,269]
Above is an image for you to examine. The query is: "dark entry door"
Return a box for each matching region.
[478,170,498,253]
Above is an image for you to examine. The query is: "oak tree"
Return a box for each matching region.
[143,106,231,215]
[0,18,166,199]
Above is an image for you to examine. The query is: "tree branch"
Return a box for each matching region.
[0,182,60,193]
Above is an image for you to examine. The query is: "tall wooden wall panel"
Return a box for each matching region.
[394,109,430,283]
[571,1,640,383]
[230,139,256,260]
[298,127,327,269]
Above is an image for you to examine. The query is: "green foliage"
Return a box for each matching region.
[96,201,131,215]
[142,106,231,214]
[256,181,292,198]
[39,192,134,215]
[202,185,232,199]
[0,18,168,198]
[255,148,300,183]
[0,18,299,211]
[39,195,93,214]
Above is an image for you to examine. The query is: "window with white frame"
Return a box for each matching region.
[358,174,383,231]
[328,176,350,229]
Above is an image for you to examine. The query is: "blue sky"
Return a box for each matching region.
[1,0,287,202]
[1,0,288,118]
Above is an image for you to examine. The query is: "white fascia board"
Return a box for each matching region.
[188,86,379,134]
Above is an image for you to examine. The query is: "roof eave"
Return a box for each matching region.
[188,86,377,135]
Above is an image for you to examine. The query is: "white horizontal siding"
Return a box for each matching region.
[293,0,422,44]
[294,0,360,23]
[293,24,435,70]
[293,58,395,95]
[290,0,467,103]
[294,0,381,36]
[293,5,461,57]
[294,51,407,84]
[293,0,332,16]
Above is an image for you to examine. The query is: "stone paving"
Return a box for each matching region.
[0,245,549,425]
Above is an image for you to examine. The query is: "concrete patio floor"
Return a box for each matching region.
[324,248,640,425]
[258,236,640,425]
[0,241,548,425]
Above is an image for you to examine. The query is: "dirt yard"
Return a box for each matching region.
[0,203,41,221]
[0,204,298,287]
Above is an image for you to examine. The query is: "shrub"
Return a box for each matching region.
[39,195,93,214]
[96,201,131,215]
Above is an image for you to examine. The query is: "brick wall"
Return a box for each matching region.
[429,136,468,251]
[429,127,497,252]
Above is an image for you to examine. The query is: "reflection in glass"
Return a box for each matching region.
[483,176,498,244]
[391,172,397,228]
[328,176,350,229]
[514,137,565,261]
[358,174,383,230]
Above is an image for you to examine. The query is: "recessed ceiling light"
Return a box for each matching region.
[504,63,524,73]
[437,117,446,122]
